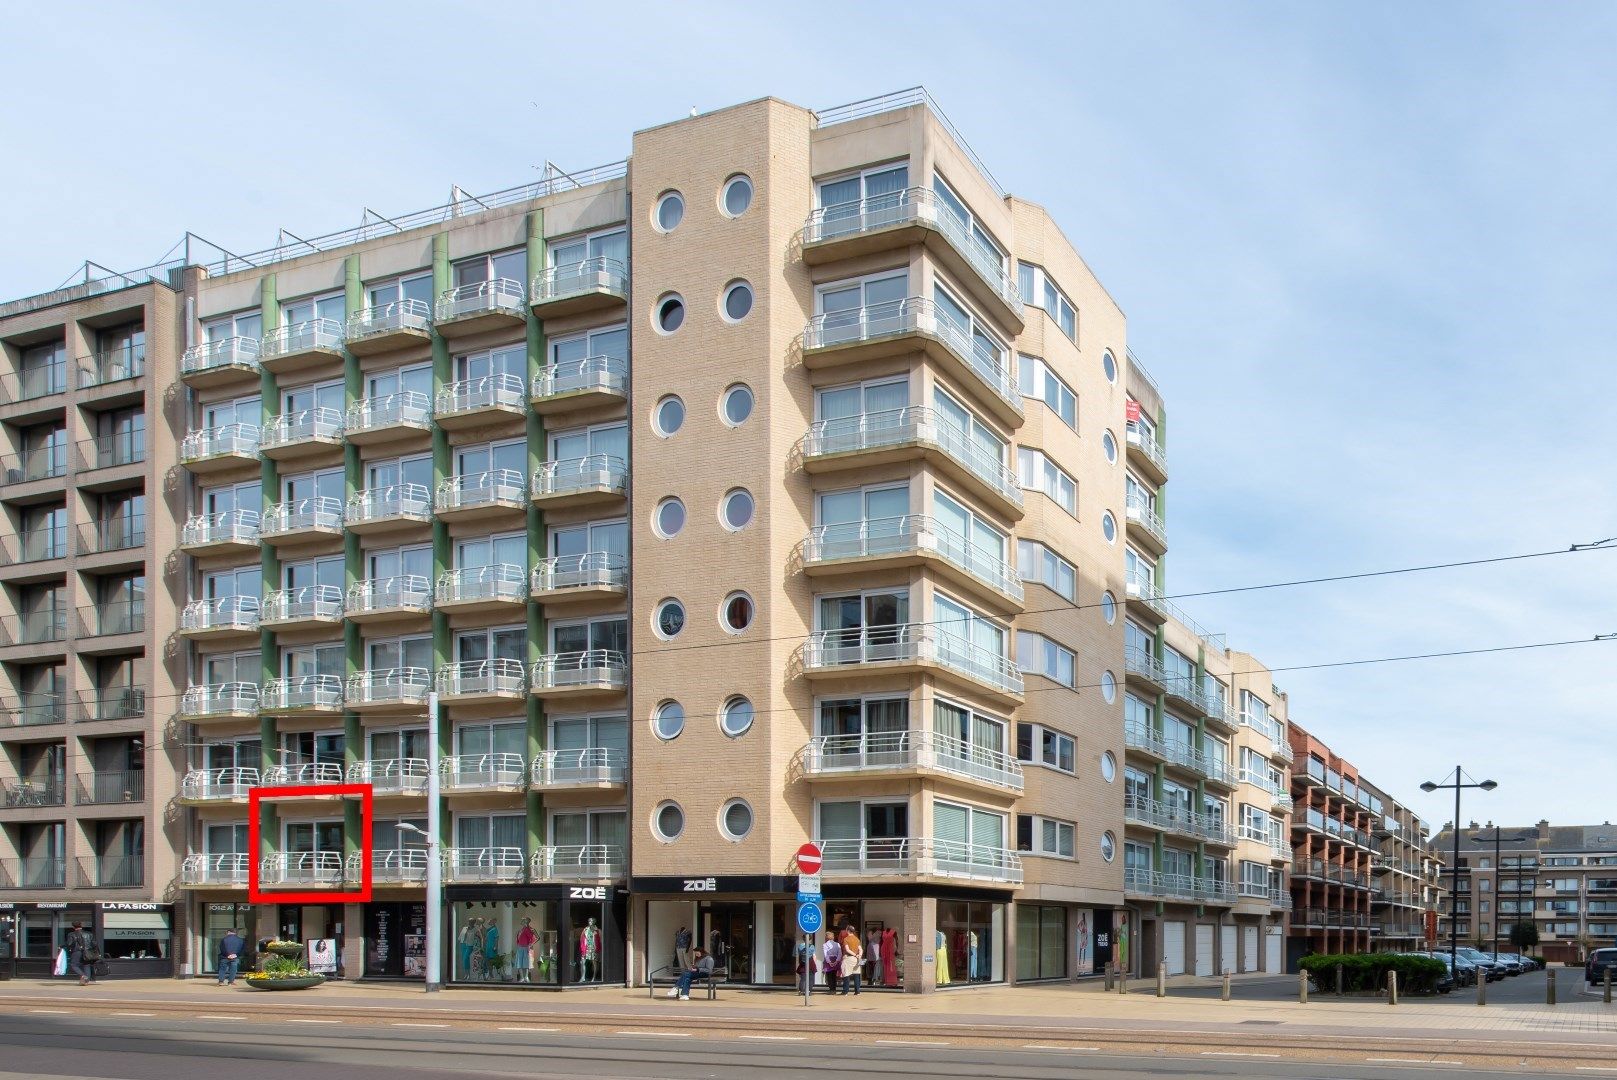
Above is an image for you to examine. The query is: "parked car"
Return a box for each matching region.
[1457,947,1506,981]
[1586,947,1617,985]
[1490,953,1524,975]
[1497,952,1533,973]
[1426,950,1477,987]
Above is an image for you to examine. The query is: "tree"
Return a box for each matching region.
[1509,921,1539,951]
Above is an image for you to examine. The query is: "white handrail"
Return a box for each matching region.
[181,509,261,548]
[436,278,525,321]
[179,682,260,717]
[435,563,526,604]
[263,407,344,449]
[180,595,261,632]
[346,298,431,339]
[531,257,628,302]
[261,851,345,885]
[181,852,249,885]
[260,674,345,711]
[182,336,260,374]
[262,496,343,535]
[180,423,261,461]
[813,837,1022,884]
[804,515,1021,601]
[441,752,528,788]
[801,730,1022,790]
[179,767,260,800]
[531,747,628,786]
[803,622,1022,695]
[348,483,432,523]
[346,389,432,433]
[443,847,526,882]
[801,406,1021,508]
[532,354,627,399]
[262,318,344,358]
[531,551,627,593]
[434,372,527,416]
[529,649,627,691]
[434,658,527,696]
[530,844,625,881]
[263,761,345,786]
[347,574,432,614]
[345,667,432,707]
[346,757,429,793]
[433,468,527,512]
[531,454,627,498]
[261,585,344,624]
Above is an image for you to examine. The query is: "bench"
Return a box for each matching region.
[647,963,726,1000]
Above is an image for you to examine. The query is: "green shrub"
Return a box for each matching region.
[1298,953,1447,994]
[260,954,310,978]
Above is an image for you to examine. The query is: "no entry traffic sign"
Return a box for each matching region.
[796,841,823,875]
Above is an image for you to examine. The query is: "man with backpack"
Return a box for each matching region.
[64,922,99,985]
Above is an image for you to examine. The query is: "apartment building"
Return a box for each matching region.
[1431,820,1617,965]
[0,269,186,976]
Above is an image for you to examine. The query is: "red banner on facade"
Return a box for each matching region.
[1125,400,1142,423]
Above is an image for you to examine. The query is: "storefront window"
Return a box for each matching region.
[364,902,426,979]
[568,902,607,983]
[204,903,254,975]
[937,899,1003,984]
[452,899,559,985]
[1014,904,1066,981]
[818,899,907,988]
[102,911,170,960]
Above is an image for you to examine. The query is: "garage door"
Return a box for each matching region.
[1194,925,1215,976]
[1243,926,1259,972]
[1265,927,1283,973]
[1164,921,1187,975]
[1220,926,1237,976]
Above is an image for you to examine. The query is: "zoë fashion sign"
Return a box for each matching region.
[570,886,606,900]
[682,878,718,892]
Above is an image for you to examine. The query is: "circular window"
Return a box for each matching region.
[722,384,754,426]
[653,700,685,741]
[720,799,754,841]
[1100,831,1116,862]
[1102,350,1118,383]
[654,800,685,841]
[1101,591,1117,624]
[655,598,686,639]
[721,175,753,218]
[654,395,685,437]
[654,191,685,233]
[654,497,686,539]
[722,281,754,323]
[1102,430,1118,464]
[1100,670,1117,703]
[656,294,685,334]
[1101,511,1117,543]
[721,488,755,531]
[721,591,755,633]
[720,696,755,737]
[1100,751,1117,783]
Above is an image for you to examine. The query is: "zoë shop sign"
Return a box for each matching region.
[682,878,718,892]
[569,886,607,900]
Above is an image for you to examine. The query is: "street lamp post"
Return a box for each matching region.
[1469,825,1528,961]
[398,690,442,993]
[1420,767,1497,972]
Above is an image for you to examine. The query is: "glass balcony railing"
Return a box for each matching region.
[345,390,432,437]
[803,515,1023,602]
[260,851,345,887]
[803,622,1022,696]
[815,837,1021,884]
[435,373,526,418]
[346,757,429,796]
[435,564,526,606]
[347,483,431,526]
[440,753,528,792]
[181,510,261,550]
[179,682,260,719]
[179,767,260,802]
[78,345,145,388]
[180,853,250,887]
[345,668,431,710]
[181,595,260,634]
[531,455,627,501]
[435,658,526,698]
[443,847,526,885]
[800,730,1022,791]
[261,496,344,538]
[530,748,628,788]
[530,257,628,307]
[801,407,1022,510]
[260,675,345,712]
[530,845,625,883]
[531,355,627,403]
[261,585,344,626]
[347,575,432,617]
[436,279,525,323]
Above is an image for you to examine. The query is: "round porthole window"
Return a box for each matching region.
[1102,430,1118,464]
[654,395,685,437]
[720,799,754,840]
[1102,350,1118,384]
[722,384,754,426]
[720,696,755,738]
[721,488,755,531]
[1101,670,1117,703]
[722,281,754,323]
[654,801,685,841]
[654,191,685,233]
[1101,592,1117,624]
[654,497,686,539]
[721,175,753,218]
[721,591,755,633]
[1100,751,1117,783]
[1101,831,1116,862]
[653,700,685,741]
[1101,511,1117,544]
[655,598,686,639]
[656,294,685,334]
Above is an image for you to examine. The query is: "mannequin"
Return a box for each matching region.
[458,917,480,979]
[514,917,537,984]
[483,919,500,980]
[864,928,879,983]
[880,927,898,987]
[934,928,950,986]
[579,917,601,982]
[968,929,979,981]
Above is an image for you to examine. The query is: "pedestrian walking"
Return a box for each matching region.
[64,921,98,986]
[820,931,842,994]
[674,925,692,970]
[216,927,246,986]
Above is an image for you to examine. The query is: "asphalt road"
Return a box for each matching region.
[0,1014,1595,1080]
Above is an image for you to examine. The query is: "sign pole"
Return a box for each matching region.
[805,933,812,1007]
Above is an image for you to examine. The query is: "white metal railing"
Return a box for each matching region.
[261,851,345,887]
[531,257,628,304]
[434,468,527,513]
[443,847,526,884]
[803,186,1022,315]
[802,407,1022,509]
[804,622,1022,695]
[180,682,260,718]
[348,848,430,884]
[803,515,1022,602]
[1125,496,1167,546]
[181,336,260,376]
[532,355,627,401]
[346,298,431,341]
[181,509,261,549]
[435,658,526,697]
[348,483,432,526]
[815,837,1022,884]
[347,574,432,616]
[347,756,430,795]
[435,372,527,417]
[1272,739,1295,764]
[803,297,1019,414]
[345,390,432,435]
[436,278,525,322]
[530,650,627,692]
[262,496,343,536]
[262,407,344,451]
[261,585,344,625]
[262,318,344,360]
[1126,424,1168,474]
[180,595,261,634]
[180,423,261,463]
[801,730,1022,791]
[435,563,526,605]
[260,675,345,712]
[1123,794,1236,846]
[345,668,432,709]
[1123,867,1237,904]
[1274,791,1295,811]
[263,761,345,787]
[1124,646,1171,686]
[1124,570,1166,612]
[530,845,625,882]
[179,767,260,801]
[531,552,627,593]
[181,853,249,886]
[530,748,628,787]
[441,753,528,790]
[532,454,627,499]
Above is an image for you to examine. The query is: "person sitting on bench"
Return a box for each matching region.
[667,947,714,1000]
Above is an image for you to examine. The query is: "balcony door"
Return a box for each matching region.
[367,636,432,674]
[815,273,907,343]
[204,480,261,519]
[549,422,627,463]
[816,698,907,762]
[814,377,907,424]
[454,626,525,665]
[205,822,248,856]
[365,454,431,494]
[202,651,257,686]
[282,555,342,595]
[549,519,627,561]
[368,729,428,764]
[366,364,432,402]
[817,590,908,658]
[285,821,344,855]
[550,715,627,755]
[204,739,260,772]
[281,294,344,329]
[205,566,260,605]
[549,228,627,271]
[282,381,343,419]
[281,731,344,769]
[281,468,342,506]
[454,813,525,852]
[368,545,432,587]
[815,485,907,558]
[454,344,525,383]
[817,163,909,234]
[934,800,1005,870]
[454,440,525,481]
[203,395,259,430]
[551,324,628,368]
[550,617,626,658]
[281,643,343,682]
[550,810,626,852]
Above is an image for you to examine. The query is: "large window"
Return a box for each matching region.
[933,283,1007,370]
[1015,630,1074,687]
[1016,539,1075,601]
[1017,355,1076,429]
[549,228,627,272]
[455,248,527,289]
[816,271,909,344]
[934,699,1006,761]
[1015,815,1075,859]
[366,272,433,311]
[1016,262,1077,342]
[1016,722,1074,774]
[1016,447,1076,515]
[934,385,1006,466]
[816,162,910,227]
[933,174,1007,271]
[1014,904,1067,981]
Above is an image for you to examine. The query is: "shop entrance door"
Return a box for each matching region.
[278,904,344,976]
[698,902,753,982]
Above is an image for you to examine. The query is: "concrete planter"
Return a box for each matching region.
[245,975,325,991]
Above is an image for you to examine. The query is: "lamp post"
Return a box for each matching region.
[1469,825,1528,961]
[397,689,442,992]
[1420,767,1496,972]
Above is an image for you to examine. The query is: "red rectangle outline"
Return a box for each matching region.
[247,783,374,905]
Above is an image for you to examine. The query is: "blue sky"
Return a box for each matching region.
[5,2,1613,829]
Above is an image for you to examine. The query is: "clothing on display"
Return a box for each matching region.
[880,927,899,987]
[578,918,601,982]
[514,920,537,983]
[934,929,950,986]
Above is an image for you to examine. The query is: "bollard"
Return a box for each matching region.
[1387,969,1398,1006]
[1336,962,1344,997]
[1119,961,1128,995]
[1547,969,1556,1006]
[1104,962,1115,992]
[1222,970,1231,1001]
[1157,959,1167,998]
[1477,969,1486,1006]
[1299,968,1309,1004]
[1605,967,1611,1005]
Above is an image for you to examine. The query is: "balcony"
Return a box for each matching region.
[78,345,145,391]
[1272,739,1295,765]
[444,847,526,885]
[530,845,625,883]
[803,623,1023,704]
[261,408,345,462]
[0,857,66,889]
[0,446,66,487]
[72,770,145,807]
[261,762,346,792]
[346,668,432,712]
[1123,868,1238,905]
[530,454,627,508]
[346,757,429,796]
[1125,424,1168,484]
[347,575,432,622]
[434,564,526,615]
[260,675,345,716]
[0,358,66,407]
[1123,646,1170,691]
[799,730,1022,794]
[1125,497,1167,553]
[530,257,628,318]
[1123,794,1236,847]
[1274,791,1295,812]
[434,658,526,704]
[260,586,343,632]
[529,650,628,698]
[347,484,432,534]
[180,337,260,387]
[531,355,627,415]
[441,753,528,794]
[802,516,1023,611]
[816,837,1022,885]
[435,279,526,337]
[179,509,261,556]
[1123,724,1235,788]
[75,688,146,724]
[530,552,628,603]
[76,432,146,482]
[179,853,249,888]
[0,694,66,729]
[800,407,1023,519]
[801,298,1022,428]
[260,852,345,889]
[1,775,65,808]
[345,300,431,356]
[434,373,528,430]
[260,497,344,545]
[0,609,68,651]
[1123,571,1168,622]
[180,423,262,474]
[177,767,260,805]
[180,594,261,637]
[800,187,1024,330]
[345,390,432,445]
[530,748,628,790]
[434,469,527,522]
[347,848,429,885]
[260,319,345,375]
[77,515,146,560]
